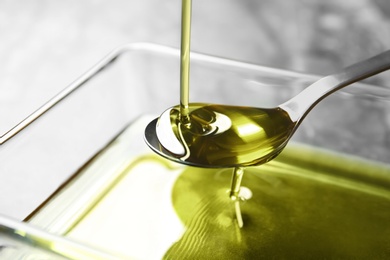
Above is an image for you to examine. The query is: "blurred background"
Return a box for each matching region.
[1,0,390,133]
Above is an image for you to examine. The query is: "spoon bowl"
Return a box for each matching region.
[145,50,390,168]
[145,104,295,167]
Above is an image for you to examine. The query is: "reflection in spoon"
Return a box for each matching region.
[145,50,390,168]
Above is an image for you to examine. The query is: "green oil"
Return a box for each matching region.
[62,143,390,259]
[164,104,294,167]
[165,145,390,259]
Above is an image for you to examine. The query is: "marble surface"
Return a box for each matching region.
[1,0,390,220]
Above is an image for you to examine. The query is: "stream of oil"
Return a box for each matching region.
[178,0,258,227]
[179,0,191,121]
[178,0,253,225]
[178,0,252,227]
[176,0,279,227]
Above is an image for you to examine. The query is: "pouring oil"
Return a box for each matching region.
[179,0,191,121]
[174,0,295,227]
[177,0,250,226]
[177,0,258,227]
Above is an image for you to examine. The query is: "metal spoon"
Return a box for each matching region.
[144,50,390,168]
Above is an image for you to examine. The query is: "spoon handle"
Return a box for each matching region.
[280,50,390,122]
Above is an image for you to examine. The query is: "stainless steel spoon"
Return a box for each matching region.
[144,50,390,168]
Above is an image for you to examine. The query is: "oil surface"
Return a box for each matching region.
[161,104,294,167]
[165,146,390,259]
